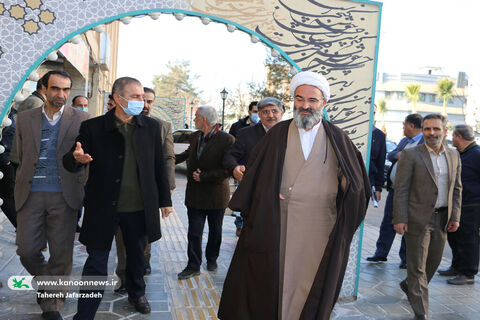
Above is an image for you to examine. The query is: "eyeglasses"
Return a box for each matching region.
[259,109,280,115]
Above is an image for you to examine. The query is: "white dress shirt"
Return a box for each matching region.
[42,105,64,126]
[425,144,449,209]
[298,120,322,160]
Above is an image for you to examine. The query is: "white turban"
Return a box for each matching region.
[289,71,330,101]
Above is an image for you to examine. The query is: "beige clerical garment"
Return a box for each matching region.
[279,120,340,320]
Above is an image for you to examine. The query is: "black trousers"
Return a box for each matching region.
[0,163,16,228]
[74,211,147,320]
[186,207,224,271]
[448,205,480,277]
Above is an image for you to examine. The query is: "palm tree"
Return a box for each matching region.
[405,84,421,113]
[437,78,454,116]
[377,99,387,133]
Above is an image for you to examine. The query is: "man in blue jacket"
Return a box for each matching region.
[439,124,480,285]
[367,113,424,268]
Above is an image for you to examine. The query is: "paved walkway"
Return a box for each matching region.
[0,173,479,319]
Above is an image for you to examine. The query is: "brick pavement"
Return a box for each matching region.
[0,174,479,319]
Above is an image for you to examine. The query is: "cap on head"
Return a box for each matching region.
[289,71,330,101]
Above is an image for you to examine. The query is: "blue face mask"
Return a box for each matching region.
[80,107,88,112]
[251,113,260,123]
[119,95,144,116]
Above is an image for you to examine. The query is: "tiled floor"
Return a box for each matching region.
[0,174,478,319]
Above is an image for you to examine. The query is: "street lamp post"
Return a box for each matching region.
[220,88,228,130]
[189,101,194,128]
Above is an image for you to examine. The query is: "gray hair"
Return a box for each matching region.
[112,77,142,96]
[257,97,284,111]
[197,105,217,126]
[423,113,447,128]
[454,124,475,141]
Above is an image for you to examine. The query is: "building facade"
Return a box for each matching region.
[375,71,468,142]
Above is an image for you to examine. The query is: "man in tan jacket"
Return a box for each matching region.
[393,113,462,320]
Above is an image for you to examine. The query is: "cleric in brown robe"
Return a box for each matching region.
[218,71,370,320]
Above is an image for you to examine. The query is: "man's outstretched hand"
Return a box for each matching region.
[73,142,93,164]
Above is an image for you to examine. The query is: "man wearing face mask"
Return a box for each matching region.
[63,77,173,319]
[71,95,89,112]
[229,101,258,137]
[223,97,285,236]
[219,71,370,320]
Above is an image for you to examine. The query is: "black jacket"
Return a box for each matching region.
[369,127,386,190]
[229,116,250,137]
[459,142,480,205]
[63,109,172,250]
[176,129,234,210]
[223,123,266,173]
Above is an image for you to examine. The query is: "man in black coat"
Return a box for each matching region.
[223,97,285,235]
[369,125,386,206]
[63,77,172,319]
[176,105,234,280]
[228,101,258,137]
[441,124,480,285]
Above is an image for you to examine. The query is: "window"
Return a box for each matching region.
[419,93,426,102]
[429,94,436,103]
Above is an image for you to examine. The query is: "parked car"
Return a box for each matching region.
[173,129,196,169]
[383,139,397,186]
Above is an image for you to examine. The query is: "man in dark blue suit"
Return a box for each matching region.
[367,113,424,268]
[223,97,284,236]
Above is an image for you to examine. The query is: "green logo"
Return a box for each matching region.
[12,277,30,289]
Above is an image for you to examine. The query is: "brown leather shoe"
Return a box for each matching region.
[128,295,151,314]
[437,266,457,276]
[236,227,242,237]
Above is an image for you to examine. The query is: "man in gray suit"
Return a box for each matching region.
[15,70,90,320]
[393,113,461,320]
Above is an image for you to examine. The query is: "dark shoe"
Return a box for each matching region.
[144,265,151,275]
[177,268,200,280]
[437,266,457,276]
[236,227,242,237]
[399,261,407,269]
[400,280,408,297]
[114,282,127,294]
[446,274,475,285]
[206,261,218,272]
[366,255,387,262]
[128,295,151,314]
[41,311,63,320]
[413,315,426,320]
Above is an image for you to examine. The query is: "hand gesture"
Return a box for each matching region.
[447,221,459,232]
[161,206,173,218]
[193,169,201,182]
[233,165,246,181]
[394,223,408,234]
[73,142,93,164]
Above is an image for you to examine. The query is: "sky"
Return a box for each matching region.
[117,0,480,109]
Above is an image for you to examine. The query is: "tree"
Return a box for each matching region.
[405,83,420,113]
[437,78,454,116]
[248,53,292,108]
[152,60,202,103]
[377,99,387,133]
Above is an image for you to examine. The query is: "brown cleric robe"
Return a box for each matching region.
[218,119,370,320]
[279,121,340,320]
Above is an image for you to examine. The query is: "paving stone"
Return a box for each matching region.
[1,175,478,319]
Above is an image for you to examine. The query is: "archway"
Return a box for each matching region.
[0,0,382,300]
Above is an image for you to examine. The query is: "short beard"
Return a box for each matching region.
[293,107,323,130]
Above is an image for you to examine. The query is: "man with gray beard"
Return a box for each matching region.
[218,71,370,320]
